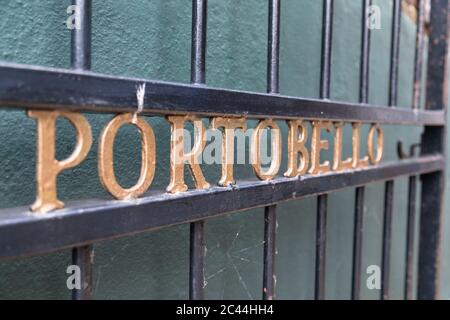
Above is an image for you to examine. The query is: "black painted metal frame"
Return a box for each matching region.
[0,0,448,300]
[0,62,444,125]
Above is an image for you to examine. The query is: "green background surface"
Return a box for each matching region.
[0,0,448,299]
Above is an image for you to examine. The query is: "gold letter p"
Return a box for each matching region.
[28,110,92,214]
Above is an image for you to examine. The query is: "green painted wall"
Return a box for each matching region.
[0,0,447,300]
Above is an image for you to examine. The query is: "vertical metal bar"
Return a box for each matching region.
[352,0,371,300]
[381,0,401,300]
[404,0,426,300]
[189,0,208,301]
[388,0,402,107]
[381,180,394,300]
[405,174,417,299]
[412,0,426,110]
[71,0,91,71]
[263,205,277,300]
[70,0,93,301]
[359,0,371,105]
[352,187,365,300]
[267,0,281,94]
[315,194,327,300]
[262,0,280,301]
[191,0,208,85]
[190,221,205,300]
[315,0,333,301]
[71,246,93,300]
[320,0,334,100]
[418,0,448,300]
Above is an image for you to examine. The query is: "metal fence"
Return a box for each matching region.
[0,0,448,300]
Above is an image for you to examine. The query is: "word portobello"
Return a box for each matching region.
[28,110,384,213]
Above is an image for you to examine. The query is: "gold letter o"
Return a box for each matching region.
[367,124,384,165]
[98,114,156,199]
[251,119,282,180]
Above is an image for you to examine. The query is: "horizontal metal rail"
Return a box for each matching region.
[0,154,443,260]
[0,62,444,125]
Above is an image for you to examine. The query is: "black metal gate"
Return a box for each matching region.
[0,0,448,300]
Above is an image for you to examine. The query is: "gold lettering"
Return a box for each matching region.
[28,110,92,213]
[211,117,247,186]
[166,116,209,193]
[309,121,333,174]
[98,114,156,199]
[367,124,384,165]
[29,111,388,209]
[333,122,353,171]
[351,123,369,168]
[285,120,309,177]
[251,119,282,180]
